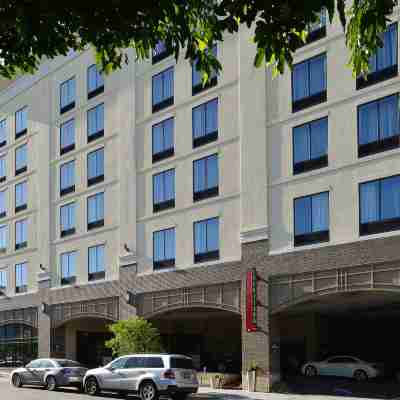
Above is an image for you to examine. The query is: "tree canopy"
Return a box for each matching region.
[0,1,397,79]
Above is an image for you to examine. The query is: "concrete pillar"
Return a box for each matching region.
[37,271,51,358]
[306,313,320,361]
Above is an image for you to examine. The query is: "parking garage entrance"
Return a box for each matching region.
[150,308,242,381]
[270,266,400,398]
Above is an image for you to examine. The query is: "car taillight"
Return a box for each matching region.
[163,369,175,379]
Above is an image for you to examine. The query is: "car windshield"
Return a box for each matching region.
[170,357,194,369]
[56,360,83,367]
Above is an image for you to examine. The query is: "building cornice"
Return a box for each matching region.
[240,226,269,244]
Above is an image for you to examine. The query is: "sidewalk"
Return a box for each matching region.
[196,388,377,400]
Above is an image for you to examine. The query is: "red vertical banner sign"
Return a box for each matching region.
[246,269,257,332]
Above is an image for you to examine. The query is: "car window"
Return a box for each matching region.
[170,357,193,369]
[27,360,42,368]
[57,360,83,368]
[41,360,55,368]
[109,357,127,370]
[124,357,139,369]
[144,357,164,368]
[328,357,356,364]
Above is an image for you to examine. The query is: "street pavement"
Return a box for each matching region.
[0,375,383,400]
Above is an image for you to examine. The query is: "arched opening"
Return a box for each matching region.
[150,307,242,387]
[274,291,400,397]
[53,316,114,368]
[0,323,38,367]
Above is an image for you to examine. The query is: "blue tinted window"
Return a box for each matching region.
[15,181,27,208]
[15,219,27,246]
[60,202,75,232]
[194,154,218,193]
[88,65,104,94]
[194,217,219,255]
[307,8,327,33]
[87,192,104,224]
[153,228,175,264]
[293,118,328,164]
[15,107,27,134]
[0,190,6,215]
[60,77,75,110]
[88,245,105,274]
[294,192,329,235]
[369,24,397,73]
[153,169,175,205]
[87,103,104,138]
[61,251,77,279]
[15,263,27,288]
[152,118,174,156]
[0,225,7,250]
[87,148,104,180]
[0,269,6,289]
[360,176,400,223]
[60,119,75,151]
[15,144,27,172]
[193,99,218,140]
[293,54,326,102]
[0,119,7,144]
[60,160,75,190]
[358,95,399,145]
[0,157,5,179]
[152,67,174,106]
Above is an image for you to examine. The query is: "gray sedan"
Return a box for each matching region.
[11,358,87,391]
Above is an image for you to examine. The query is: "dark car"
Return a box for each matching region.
[11,358,87,391]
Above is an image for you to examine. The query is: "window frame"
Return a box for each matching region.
[87,147,105,186]
[87,192,105,231]
[60,118,75,155]
[87,64,104,99]
[291,53,327,113]
[60,160,75,196]
[293,191,330,247]
[88,244,106,281]
[0,224,7,252]
[60,201,76,237]
[193,153,219,202]
[152,169,175,212]
[192,98,219,148]
[357,93,400,158]
[153,227,176,270]
[0,189,6,219]
[60,251,77,286]
[193,217,220,263]
[0,119,7,147]
[15,219,28,250]
[0,156,6,183]
[292,117,329,175]
[60,76,76,114]
[15,144,27,176]
[87,103,105,142]
[359,174,400,236]
[15,262,27,294]
[15,180,27,213]
[192,46,218,96]
[152,67,174,113]
[357,23,398,90]
[15,106,28,139]
[0,269,6,290]
[152,117,174,163]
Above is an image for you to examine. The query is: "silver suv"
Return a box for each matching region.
[83,353,198,400]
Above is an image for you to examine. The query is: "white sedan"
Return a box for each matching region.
[301,356,382,381]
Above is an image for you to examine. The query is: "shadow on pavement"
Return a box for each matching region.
[285,375,400,399]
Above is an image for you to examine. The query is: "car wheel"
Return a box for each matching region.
[354,370,368,381]
[12,373,23,388]
[46,376,57,391]
[140,381,158,400]
[85,377,100,396]
[304,365,318,377]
